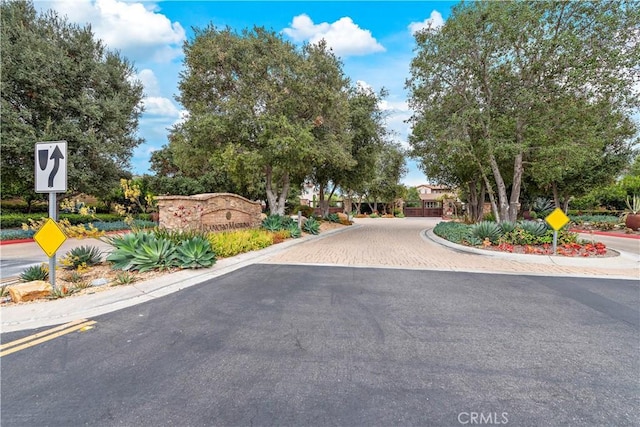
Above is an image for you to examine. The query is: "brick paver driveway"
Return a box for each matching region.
[265,218,638,279]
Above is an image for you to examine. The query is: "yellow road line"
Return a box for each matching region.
[0,318,89,350]
[0,320,96,357]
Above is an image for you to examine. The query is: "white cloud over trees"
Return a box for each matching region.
[408,11,444,35]
[283,14,385,57]
[42,0,185,62]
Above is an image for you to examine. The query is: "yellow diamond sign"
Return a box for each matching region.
[34,218,67,257]
[545,208,570,231]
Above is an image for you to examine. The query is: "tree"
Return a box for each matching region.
[1,0,144,199]
[363,142,407,214]
[408,1,639,222]
[173,26,324,215]
[301,41,353,217]
[340,85,390,213]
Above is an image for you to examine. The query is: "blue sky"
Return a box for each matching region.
[36,0,458,186]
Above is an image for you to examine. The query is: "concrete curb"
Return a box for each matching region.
[0,224,360,333]
[424,228,640,273]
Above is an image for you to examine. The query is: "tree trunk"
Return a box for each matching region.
[265,166,289,215]
[318,182,329,217]
[509,150,524,222]
[468,181,479,222]
[488,153,509,222]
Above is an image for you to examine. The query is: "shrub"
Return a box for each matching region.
[176,236,216,269]
[433,222,471,244]
[152,228,209,245]
[470,221,503,243]
[271,230,290,244]
[20,264,49,282]
[302,217,320,235]
[208,229,274,258]
[501,229,541,246]
[293,205,315,218]
[60,246,102,270]
[0,229,35,241]
[369,213,380,218]
[395,212,405,218]
[482,212,496,222]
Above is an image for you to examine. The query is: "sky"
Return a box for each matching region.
[35,0,458,187]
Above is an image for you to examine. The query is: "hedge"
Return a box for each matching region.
[0,213,144,229]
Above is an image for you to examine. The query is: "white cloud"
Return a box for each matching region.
[143,97,180,117]
[283,14,385,57]
[135,69,160,96]
[173,110,190,127]
[379,100,409,112]
[408,11,444,35]
[45,0,185,62]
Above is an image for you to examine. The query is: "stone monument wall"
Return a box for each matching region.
[156,193,262,231]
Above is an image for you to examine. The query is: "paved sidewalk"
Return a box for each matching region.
[2,218,638,332]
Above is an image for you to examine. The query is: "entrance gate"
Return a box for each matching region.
[404,200,443,217]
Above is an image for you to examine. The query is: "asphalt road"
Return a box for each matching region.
[1,264,638,426]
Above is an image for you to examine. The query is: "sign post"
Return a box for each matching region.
[34,141,68,289]
[545,208,570,255]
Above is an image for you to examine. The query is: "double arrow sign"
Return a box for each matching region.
[35,141,67,193]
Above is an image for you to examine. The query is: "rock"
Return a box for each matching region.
[337,212,348,222]
[8,281,52,302]
[91,278,109,287]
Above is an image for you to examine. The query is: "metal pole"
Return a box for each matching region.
[552,230,558,256]
[298,211,302,229]
[49,192,57,290]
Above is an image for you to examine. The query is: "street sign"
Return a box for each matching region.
[33,218,67,258]
[545,208,570,231]
[35,141,67,193]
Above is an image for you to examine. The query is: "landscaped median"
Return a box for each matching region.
[1,214,350,305]
[433,220,615,257]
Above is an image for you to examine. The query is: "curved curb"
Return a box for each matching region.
[423,228,639,268]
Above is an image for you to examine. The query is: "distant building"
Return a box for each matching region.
[405,184,457,217]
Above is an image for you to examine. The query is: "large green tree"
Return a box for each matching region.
[173,26,331,215]
[302,41,353,217]
[408,1,639,221]
[1,0,144,200]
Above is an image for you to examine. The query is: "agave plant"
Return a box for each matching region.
[288,222,301,239]
[20,264,49,282]
[470,221,502,243]
[532,197,554,214]
[176,236,216,269]
[106,231,179,272]
[61,245,102,269]
[519,220,549,236]
[302,217,320,235]
[465,235,483,246]
[261,215,283,232]
[326,213,340,223]
[129,237,178,272]
[499,220,517,234]
[105,231,148,271]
